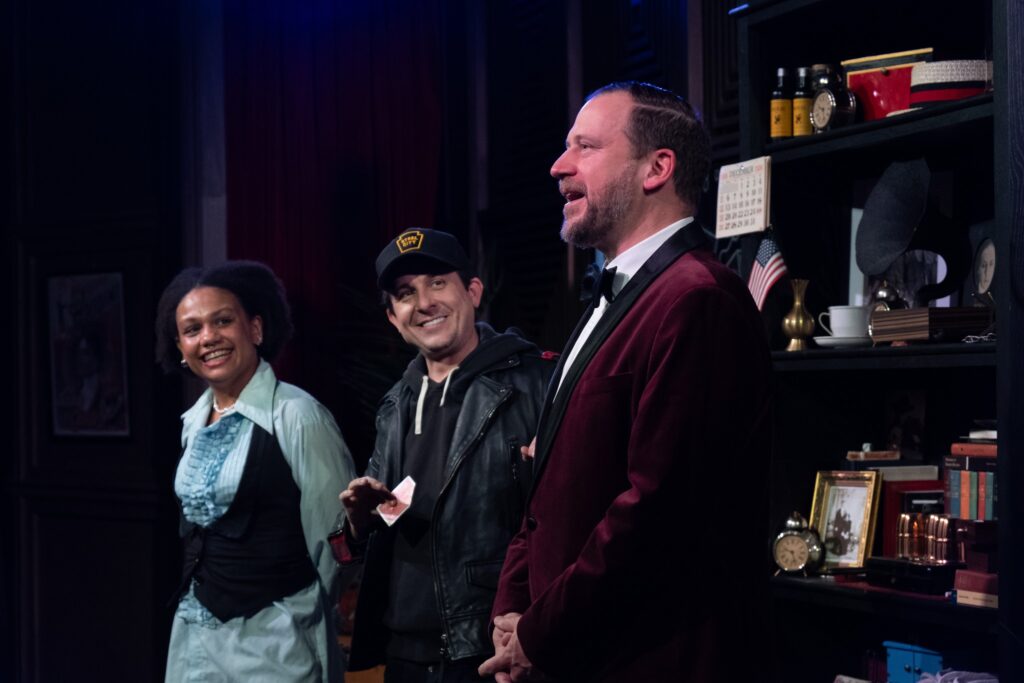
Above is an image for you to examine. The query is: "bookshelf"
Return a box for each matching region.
[733,0,1023,680]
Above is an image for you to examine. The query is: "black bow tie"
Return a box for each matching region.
[582,264,617,304]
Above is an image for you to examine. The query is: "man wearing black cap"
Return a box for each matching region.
[334,228,555,681]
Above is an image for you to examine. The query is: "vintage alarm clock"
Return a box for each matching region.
[772,511,824,575]
[811,86,858,132]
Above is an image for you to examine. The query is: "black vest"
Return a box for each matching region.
[175,420,317,622]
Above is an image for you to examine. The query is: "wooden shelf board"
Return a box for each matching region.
[771,341,996,371]
[759,96,993,164]
[770,574,999,633]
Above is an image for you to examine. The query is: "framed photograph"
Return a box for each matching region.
[972,238,996,297]
[47,272,130,437]
[959,220,996,307]
[809,470,881,570]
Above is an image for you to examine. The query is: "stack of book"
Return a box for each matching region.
[943,426,998,520]
[845,447,939,481]
[954,569,998,608]
[869,306,992,343]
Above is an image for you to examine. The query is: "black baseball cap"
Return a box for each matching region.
[375,228,471,290]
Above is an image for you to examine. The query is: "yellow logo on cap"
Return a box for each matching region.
[396,230,425,253]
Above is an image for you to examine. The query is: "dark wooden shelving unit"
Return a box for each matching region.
[771,342,996,372]
[735,0,1022,680]
[770,575,1000,634]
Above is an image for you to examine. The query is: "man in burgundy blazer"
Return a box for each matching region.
[479,82,773,682]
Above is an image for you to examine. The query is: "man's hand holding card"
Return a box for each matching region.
[342,475,409,540]
[377,475,416,526]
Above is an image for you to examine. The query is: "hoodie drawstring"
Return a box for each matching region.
[440,366,458,407]
[414,375,428,435]
[414,367,459,435]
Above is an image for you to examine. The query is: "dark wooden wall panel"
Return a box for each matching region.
[20,496,167,683]
[996,0,1024,678]
[19,0,176,227]
[481,0,572,350]
[701,0,740,164]
[1,0,18,672]
[6,0,184,680]
[581,0,688,97]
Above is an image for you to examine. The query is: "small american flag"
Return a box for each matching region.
[748,234,787,311]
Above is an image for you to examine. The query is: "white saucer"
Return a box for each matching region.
[814,335,872,348]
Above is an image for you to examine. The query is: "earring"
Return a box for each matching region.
[255,335,263,346]
[179,359,188,368]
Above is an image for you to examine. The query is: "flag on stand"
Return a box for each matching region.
[748,233,787,311]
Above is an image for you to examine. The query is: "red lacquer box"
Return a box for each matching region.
[841,48,933,120]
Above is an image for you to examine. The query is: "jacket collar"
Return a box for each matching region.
[180,360,277,447]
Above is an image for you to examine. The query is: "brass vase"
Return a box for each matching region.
[782,278,815,351]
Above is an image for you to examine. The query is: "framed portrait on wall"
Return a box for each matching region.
[47,272,130,437]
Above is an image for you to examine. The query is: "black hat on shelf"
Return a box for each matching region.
[375,228,471,290]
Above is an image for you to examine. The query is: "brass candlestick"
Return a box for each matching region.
[782,278,815,351]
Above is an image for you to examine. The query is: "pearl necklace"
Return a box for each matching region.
[212,398,236,414]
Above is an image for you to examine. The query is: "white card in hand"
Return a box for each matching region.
[378,476,415,526]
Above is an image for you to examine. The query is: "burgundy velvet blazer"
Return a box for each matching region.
[493,226,773,682]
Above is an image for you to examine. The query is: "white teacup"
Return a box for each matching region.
[818,305,870,338]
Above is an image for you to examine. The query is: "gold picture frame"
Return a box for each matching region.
[809,470,881,570]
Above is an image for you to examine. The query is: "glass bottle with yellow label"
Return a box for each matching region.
[770,67,792,140]
[792,66,813,137]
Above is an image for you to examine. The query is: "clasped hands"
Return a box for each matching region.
[478,613,546,682]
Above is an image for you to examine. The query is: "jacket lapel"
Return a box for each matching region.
[443,375,512,482]
[530,222,709,481]
[530,299,598,446]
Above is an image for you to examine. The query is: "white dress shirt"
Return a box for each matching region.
[556,217,695,395]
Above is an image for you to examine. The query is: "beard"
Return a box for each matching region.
[560,168,635,250]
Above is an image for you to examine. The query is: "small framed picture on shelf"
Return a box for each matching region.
[965,220,996,306]
[809,470,881,570]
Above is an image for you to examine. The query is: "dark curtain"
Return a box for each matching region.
[223,0,445,460]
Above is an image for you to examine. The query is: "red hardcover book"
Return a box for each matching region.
[951,442,998,457]
[954,569,998,594]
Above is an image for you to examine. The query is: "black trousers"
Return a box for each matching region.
[384,656,495,683]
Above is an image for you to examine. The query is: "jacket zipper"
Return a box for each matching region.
[430,382,513,661]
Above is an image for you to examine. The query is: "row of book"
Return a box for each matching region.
[943,440,997,521]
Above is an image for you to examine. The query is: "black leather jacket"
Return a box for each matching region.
[348,324,555,669]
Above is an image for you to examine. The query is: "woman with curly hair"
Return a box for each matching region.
[155,261,355,682]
